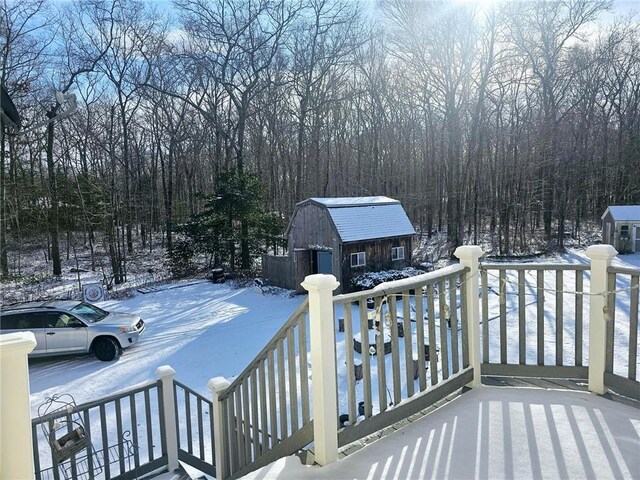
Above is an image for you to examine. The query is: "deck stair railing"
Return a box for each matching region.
[207,247,485,479]
[173,380,216,476]
[211,298,313,480]
[31,367,217,480]
[32,380,167,480]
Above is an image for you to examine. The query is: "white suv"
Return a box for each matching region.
[0,300,145,361]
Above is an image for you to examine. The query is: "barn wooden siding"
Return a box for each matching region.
[262,255,295,290]
[287,203,339,253]
[294,250,312,293]
[288,202,342,291]
[340,236,413,292]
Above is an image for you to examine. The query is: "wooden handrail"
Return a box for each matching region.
[607,265,640,276]
[334,264,466,303]
[220,298,310,400]
[480,263,590,271]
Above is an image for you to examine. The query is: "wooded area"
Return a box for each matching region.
[1,0,639,280]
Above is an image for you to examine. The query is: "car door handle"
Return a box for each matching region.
[46,332,56,336]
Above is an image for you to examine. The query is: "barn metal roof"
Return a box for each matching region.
[327,202,415,242]
[291,197,416,242]
[307,196,398,207]
[602,205,640,221]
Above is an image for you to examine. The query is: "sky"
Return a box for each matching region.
[612,0,639,14]
[134,0,639,17]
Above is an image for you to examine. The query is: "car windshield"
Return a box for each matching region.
[70,303,108,323]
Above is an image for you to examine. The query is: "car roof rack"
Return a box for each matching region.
[2,301,59,312]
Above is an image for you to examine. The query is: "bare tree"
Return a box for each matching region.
[176,0,300,268]
[97,0,163,254]
[507,0,611,245]
[0,0,52,277]
[40,0,116,275]
[289,0,365,200]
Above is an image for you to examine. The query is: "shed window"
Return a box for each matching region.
[351,252,366,267]
[621,225,630,238]
[392,246,405,261]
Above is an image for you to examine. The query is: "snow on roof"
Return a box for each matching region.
[602,205,640,221]
[307,196,398,207]
[328,203,415,242]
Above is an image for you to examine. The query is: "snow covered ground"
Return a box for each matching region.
[28,281,303,413]
[24,251,639,478]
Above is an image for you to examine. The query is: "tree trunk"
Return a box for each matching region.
[0,128,8,277]
[46,107,62,276]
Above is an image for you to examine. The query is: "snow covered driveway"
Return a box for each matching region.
[28,281,303,415]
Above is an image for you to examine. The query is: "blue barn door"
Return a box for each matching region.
[313,251,333,275]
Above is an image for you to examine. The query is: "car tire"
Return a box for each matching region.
[93,337,122,361]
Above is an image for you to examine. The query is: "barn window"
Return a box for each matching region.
[351,252,366,267]
[620,225,630,238]
[392,246,405,261]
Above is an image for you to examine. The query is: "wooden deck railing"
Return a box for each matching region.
[208,248,483,479]
[215,298,312,480]
[478,252,639,401]
[605,265,640,398]
[332,264,474,447]
[20,245,637,480]
[32,380,166,480]
[32,369,218,480]
[478,262,591,379]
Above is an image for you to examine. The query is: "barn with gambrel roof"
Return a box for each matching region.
[263,196,416,293]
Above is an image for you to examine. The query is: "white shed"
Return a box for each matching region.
[601,205,640,253]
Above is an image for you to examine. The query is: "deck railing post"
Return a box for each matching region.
[156,365,179,472]
[586,245,617,394]
[302,274,340,466]
[209,377,231,479]
[454,245,484,387]
[0,332,37,480]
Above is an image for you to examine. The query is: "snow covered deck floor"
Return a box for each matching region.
[242,383,640,480]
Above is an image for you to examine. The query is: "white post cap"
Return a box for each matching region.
[301,274,340,291]
[155,365,176,378]
[586,244,618,261]
[208,377,231,393]
[0,332,37,353]
[453,245,484,261]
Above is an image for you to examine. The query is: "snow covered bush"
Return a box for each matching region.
[351,267,424,290]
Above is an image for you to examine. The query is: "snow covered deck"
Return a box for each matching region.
[242,383,640,480]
